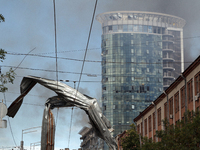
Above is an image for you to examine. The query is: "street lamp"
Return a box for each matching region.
[20,126,41,150]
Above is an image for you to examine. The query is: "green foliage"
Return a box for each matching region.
[121,111,200,150]
[121,124,141,150]
[142,110,200,150]
[0,14,15,92]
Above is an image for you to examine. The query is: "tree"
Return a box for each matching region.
[121,111,200,150]
[121,124,141,150]
[0,14,15,92]
[141,110,200,150]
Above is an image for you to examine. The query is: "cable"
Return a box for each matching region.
[13,47,36,71]
[53,0,58,86]
[68,0,99,148]
[6,52,198,64]
[1,65,101,76]
[3,92,17,147]
[68,107,73,148]
[6,34,200,56]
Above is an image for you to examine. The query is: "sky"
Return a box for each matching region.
[0,0,200,149]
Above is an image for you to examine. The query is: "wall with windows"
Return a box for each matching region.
[101,33,163,137]
[134,56,200,142]
[96,11,186,149]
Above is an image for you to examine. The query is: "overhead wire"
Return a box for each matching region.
[53,0,60,132]
[3,93,17,147]
[6,34,200,57]
[13,47,36,71]
[67,0,99,148]
[6,52,198,64]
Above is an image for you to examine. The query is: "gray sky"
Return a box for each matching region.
[0,0,199,149]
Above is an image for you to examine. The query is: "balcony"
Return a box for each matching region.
[162,40,174,43]
[163,55,175,61]
[163,75,175,79]
[162,33,174,37]
[163,63,175,70]
[162,48,175,52]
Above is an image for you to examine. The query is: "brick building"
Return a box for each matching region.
[134,55,200,142]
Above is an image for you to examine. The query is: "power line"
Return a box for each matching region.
[3,93,17,147]
[68,0,98,148]
[1,65,101,76]
[7,34,200,55]
[6,52,197,64]
[13,47,36,72]
[53,0,58,86]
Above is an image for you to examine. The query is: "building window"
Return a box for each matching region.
[149,115,152,132]
[113,25,118,32]
[141,122,143,136]
[131,67,135,72]
[108,25,112,32]
[148,26,152,33]
[195,74,199,95]
[164,102,167,119]
[153,112,155,129]
[131,77,135,81]
[131,40,134,45]
[147,77,150,82]
[147,86,149,91]
[145,119,147,135]
[132,95,134,99]
[140,85,145,93]
[103,87,106,92]
[132,104,135,109]
[104,105,106,111]
[134,25,138,32]
[131,49,134,53]
[146,49,149,54]
[181,86,185,108]
[175,92,179,113]
[137,124,140,134]
[169,97,173,115]
[131,58,135,62]
[146,68,149,73]
[158,107,161,126]
[187,79,193,103]
[128,25,133,32]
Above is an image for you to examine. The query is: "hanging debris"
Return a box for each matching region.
[7,76,117,150]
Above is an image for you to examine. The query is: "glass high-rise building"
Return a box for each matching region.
[96,11,185,148]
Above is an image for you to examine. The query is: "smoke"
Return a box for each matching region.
[0,0,200,148]
[96,0,200,68]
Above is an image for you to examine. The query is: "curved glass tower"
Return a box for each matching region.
[96,11,185,147]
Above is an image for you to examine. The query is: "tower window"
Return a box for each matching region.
[147,86,150,91]
[104,105,106,110]
[108,25,112,32]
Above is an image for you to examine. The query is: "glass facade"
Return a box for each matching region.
[102,33,163,137]
[97,11,185,149]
